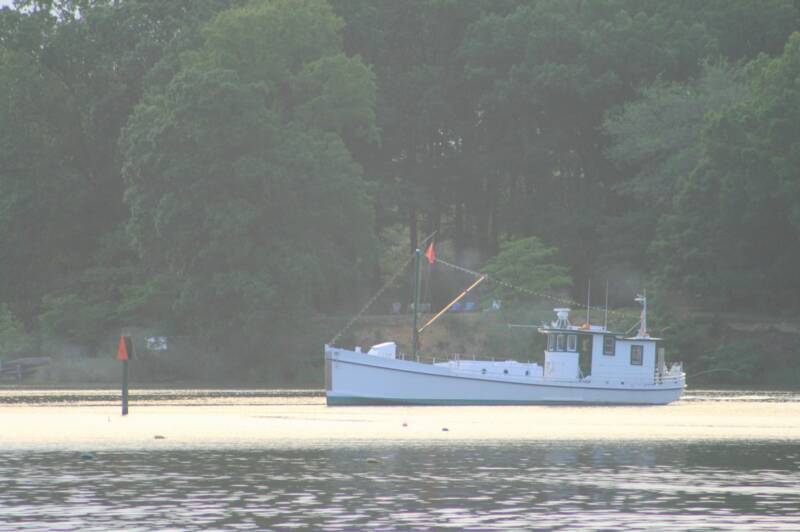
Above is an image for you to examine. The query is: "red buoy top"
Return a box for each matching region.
[117,335,134,361]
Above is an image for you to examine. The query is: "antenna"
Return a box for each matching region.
[604,280,609,330]
[634,289,648,337]
[586,279,591,325]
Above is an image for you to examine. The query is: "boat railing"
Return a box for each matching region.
[398,351,492,365]
[384,350,685,387]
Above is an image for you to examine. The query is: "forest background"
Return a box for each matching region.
[1,0,800,386]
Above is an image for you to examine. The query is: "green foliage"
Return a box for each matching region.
[0,0,230,325]
[601,61,748,274]
[605,62,748,207]
[697,340,763,385]
[201,0,343,84]
[378,224,410,282]
[121,0,378,350]
[483,237,571,304]
[294,53,380,144]
[0,303,29,355]
[653,33,800,309]
[39,294,112,350]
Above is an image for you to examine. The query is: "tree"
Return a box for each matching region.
[334,0,497,255]
[0,0,229,332]
[653,33,800,309]
[457,0,715,294]
[121,0,379,353]
[602,61,748,273]
[482,236,571,304]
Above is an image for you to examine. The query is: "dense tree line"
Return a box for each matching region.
[0,0,799,381]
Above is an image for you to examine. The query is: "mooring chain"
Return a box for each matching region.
[433,257,630,319]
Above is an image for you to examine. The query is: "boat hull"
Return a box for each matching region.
[325,347,684,406]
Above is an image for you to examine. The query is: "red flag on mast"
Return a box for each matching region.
[425,241,435,264]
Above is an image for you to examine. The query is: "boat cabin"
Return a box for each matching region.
[538,306,667,385]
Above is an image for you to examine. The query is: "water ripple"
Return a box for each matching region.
[0,442,799,531]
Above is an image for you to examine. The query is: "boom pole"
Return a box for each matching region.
[418,275,486,334]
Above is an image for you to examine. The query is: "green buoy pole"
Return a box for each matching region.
[412,247,422,359]
[121,359,129,416]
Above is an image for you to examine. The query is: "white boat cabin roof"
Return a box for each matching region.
[537,306,661,341]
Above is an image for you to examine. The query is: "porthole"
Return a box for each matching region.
[481,368,486,374]
[503,369,508,375]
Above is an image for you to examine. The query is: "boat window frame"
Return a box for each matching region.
[567,334,577,352]
[630,344,643,366]
[556,334,565,351]
[603,335,616,356]
[547,334,556,352]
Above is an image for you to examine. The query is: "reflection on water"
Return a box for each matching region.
[683,389,800,402]
[1,443,799,531]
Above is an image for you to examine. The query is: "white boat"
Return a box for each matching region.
[325,247,685,405]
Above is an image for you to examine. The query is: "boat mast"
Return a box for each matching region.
[412,247,422,358]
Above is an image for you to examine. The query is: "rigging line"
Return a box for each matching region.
[327,252,413,346]
[419,230,437,248]
[327,231,437,347]
[432,257,630,319]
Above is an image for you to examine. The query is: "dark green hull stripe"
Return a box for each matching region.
[326,396,667,406]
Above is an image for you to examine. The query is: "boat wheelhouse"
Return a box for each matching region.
[538,306,677,387]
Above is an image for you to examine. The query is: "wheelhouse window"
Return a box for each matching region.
[556,334,565,351]
[547,334,556,351]
[567,334,577,352]
[630,345,643,366]
[603,335,615,356]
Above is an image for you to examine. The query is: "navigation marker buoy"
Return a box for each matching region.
[117,335,134,362]
[118,335,134,416]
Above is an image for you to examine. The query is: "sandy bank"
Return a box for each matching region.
[2,399,800,450]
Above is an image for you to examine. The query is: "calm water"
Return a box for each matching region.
[1,390,799,531]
